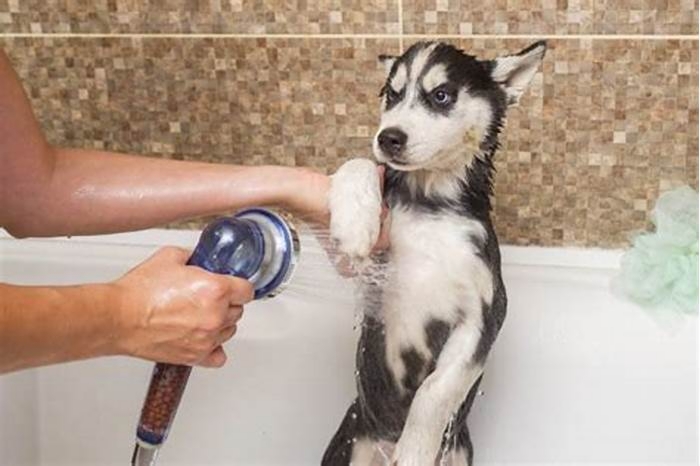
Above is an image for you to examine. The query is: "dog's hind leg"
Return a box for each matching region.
[322,402,390,466]
[446,423,474,466]
[322,400,367,466]
[444,375,482,466]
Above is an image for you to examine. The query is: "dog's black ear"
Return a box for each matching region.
[378,54,398,76]
[490,40,546,106]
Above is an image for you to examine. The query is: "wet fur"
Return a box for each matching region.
[324,41,545,465]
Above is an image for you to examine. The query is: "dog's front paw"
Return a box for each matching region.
[329,158,382,262]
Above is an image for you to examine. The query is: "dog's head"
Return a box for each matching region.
[374,41,546,172]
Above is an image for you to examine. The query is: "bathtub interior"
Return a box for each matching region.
[0,229,697,466]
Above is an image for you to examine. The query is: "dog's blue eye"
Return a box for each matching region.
[433,89,451,105]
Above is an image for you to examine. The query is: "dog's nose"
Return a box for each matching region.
[377,127,407,158]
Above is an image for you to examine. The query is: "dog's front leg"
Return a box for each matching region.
[392,324,484,466]
[328,158,383,263]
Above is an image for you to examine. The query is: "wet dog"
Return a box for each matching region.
[324,41,546,466]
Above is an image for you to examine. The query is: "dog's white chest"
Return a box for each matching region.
[380,209,493,387]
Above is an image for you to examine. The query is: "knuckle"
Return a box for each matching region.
[205,341,219,354]
[238,280,255,300]
[230,305,244,320]
[200,314,224,332]
[158,246,188,260]
[229,278,254,302]
[221,325,237,343]
[185,352,201,365]
[206,277,230,299]
[199,342,217,358]
[210,356,226,368]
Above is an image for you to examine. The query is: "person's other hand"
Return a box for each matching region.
[111,247,253,367]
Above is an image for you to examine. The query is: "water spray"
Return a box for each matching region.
[131,208,299,466]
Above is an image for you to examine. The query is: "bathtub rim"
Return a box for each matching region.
[0,228,624,271]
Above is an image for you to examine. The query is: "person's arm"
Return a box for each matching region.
[0,247,253,374]
[0,49,329,238]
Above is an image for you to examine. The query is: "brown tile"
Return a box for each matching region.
[1,36,697,248]
[452,38,698,247]
[1,35,398,172]
[403,0,699,35]
[0,0,400,34]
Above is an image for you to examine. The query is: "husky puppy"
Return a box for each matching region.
[324,41,546,466]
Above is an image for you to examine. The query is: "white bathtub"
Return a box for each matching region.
[0,229,697,466]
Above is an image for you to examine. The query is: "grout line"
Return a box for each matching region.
[398,0,404,52]
[408,33,699,41]
[0,32,697,41]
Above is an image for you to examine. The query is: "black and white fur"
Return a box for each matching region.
[323,41,546,466]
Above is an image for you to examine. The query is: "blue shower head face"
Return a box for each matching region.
[187,217,265,278]
[187,209,299,299]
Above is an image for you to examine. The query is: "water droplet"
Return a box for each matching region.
[351,412,357,420]
[478,390,485,396]
[354,370,360,376]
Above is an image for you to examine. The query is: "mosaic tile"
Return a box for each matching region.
[0,0,400,34]
[453,38,698,247]
[403,0,699,35]
[1,37,696,247]
[0,35,399,189]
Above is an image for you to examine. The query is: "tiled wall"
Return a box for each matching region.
[1,1,697,247]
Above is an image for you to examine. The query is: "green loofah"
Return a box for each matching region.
[618,186,699,314]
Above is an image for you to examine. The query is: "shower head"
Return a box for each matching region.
[131,208,300,466]
[186,208,300,299]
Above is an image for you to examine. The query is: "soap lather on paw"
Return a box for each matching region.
[329,158,390,270]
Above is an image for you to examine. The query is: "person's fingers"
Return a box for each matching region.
[198,345,227,368]
[225,277,255,305]
[216,324,238,346]
[153,246,191,264]
[372,208,391,252]
[223,305,244,327]
[377,164,386,189]
[333,254,358,278]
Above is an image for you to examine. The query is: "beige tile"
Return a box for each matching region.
[1,35,398,171]
[0,0,400,34]
[451,38,697,247]
[403,0,699,35]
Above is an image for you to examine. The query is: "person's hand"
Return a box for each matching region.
[110,247,253,367]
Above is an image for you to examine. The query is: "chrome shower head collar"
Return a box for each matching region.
[234,208,300,299]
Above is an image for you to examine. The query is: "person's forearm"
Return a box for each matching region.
[0,282,121,373]
[4,147,302,237]
[1,48,327,238]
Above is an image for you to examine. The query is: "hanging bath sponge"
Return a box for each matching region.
[618,186,699,314]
